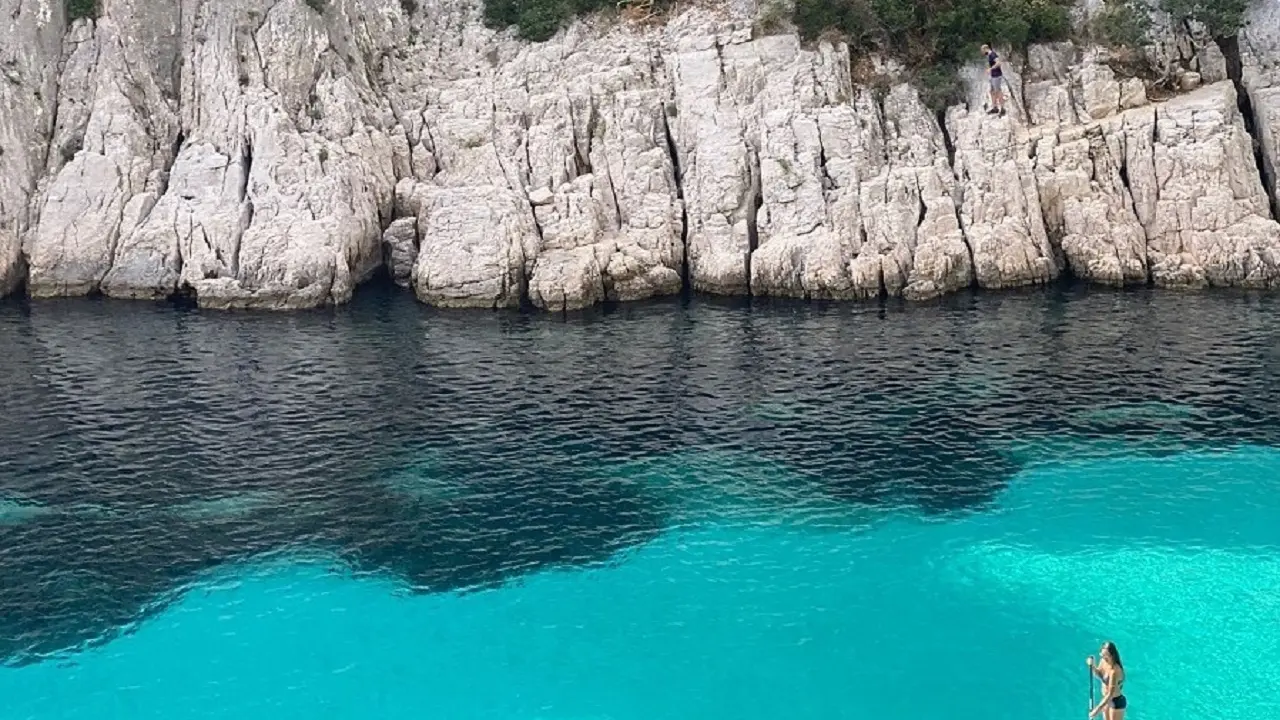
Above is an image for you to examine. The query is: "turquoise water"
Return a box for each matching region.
[3,288,1280,718]
[4,444,1278,720]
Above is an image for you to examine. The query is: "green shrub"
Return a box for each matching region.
[484,0,622,41]
[918,65,967,111]
[1160,0,1250,37]
[794,0,877,43]
[754,0,792,36]
[66,0,98,21]
[1094,0,1149,47]
[795,0,1074,110]
[305,0,326,14]
[797,0,1073,64]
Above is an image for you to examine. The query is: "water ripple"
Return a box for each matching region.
[1,287,1278,664]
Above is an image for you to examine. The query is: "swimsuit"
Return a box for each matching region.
[1107,671,1127,710]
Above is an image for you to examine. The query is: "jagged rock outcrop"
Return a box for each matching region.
[29,8,181,298]
[1132,83,1280,286]
[1031,82,1280,287]
[0,0,64,297]
[672,35,972,301]
[950,37,1280,289]
[0,0,1278,310]
[948,109,1060,290]
[11,0,396,309]
[1241,0,1280,215]
[381,215,418,287]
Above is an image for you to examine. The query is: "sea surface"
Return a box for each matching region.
[1,285,1279,720]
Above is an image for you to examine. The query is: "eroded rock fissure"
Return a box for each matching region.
[1113,135,1149,283]
[595,119,624,231]
[578,101,596,177]
[934,110,976,288]
[745,146,761,297]
[235,136,253,277]
[1217,34,1278,220]
[660,104,690,297]
[936,109,957,170]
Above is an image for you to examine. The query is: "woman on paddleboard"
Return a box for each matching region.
[1087,641,1127,720]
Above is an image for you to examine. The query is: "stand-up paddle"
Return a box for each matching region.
[1085,666,1095,712]
[1088,659,1095,717]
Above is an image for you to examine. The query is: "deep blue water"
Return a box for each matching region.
[1,285,1279,719]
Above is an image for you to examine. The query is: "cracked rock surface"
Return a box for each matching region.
[1,0,1278,309]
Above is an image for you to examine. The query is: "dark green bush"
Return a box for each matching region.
[918,64,967,110]
[794,0,1074,109]
[1093,0,1149,47]
[66,0,98,21]
[794,0,876,43]
[484,0,622,41]
[795,0,1074,74]
[754,0,792,36]
[1160,0,1250,37]
[305,0,326,14]
[797,0,1071,65]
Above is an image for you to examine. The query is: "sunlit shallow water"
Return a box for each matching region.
[2,286,1279,719]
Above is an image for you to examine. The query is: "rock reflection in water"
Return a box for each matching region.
[0,286,1278,664]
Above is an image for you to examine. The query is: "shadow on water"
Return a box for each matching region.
[1,283,1279,664]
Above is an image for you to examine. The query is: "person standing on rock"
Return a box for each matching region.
[981,44,1006,116]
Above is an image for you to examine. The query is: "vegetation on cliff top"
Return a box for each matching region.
[481,0,1077,60]
[66,0,98,21]
[482,0,636,42]
[794,0,1073,64]
[1162,0,1253,36]
[481,0,1255,111]
[793,0,1076,106]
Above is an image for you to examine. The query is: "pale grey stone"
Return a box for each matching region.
[1,0,1278,310]
[383,217,419,288]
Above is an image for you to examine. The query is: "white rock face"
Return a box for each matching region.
[382,216,418,287]
[411,185,535,308]
[671,36,971,301]
[14,0,395,309]
[947,108,1059,290]
[847,85,973,300]
[29,9,180,298]
[383,11,685,312]
[0,0,1278,309]
[1135,84,1280,287]
[1241,0,1280,216]
[1033,121,1148,285]
[953,42,1280,290]
[1037,83,1280,288]
[0,0,63,297]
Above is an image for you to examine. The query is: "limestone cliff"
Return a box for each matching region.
[1,0,1278,311]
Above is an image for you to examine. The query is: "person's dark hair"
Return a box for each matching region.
[1103,641,1123,670]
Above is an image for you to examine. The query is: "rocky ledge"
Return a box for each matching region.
[1,0,1279,311]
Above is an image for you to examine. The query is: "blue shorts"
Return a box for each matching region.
[989,75,1004,91]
